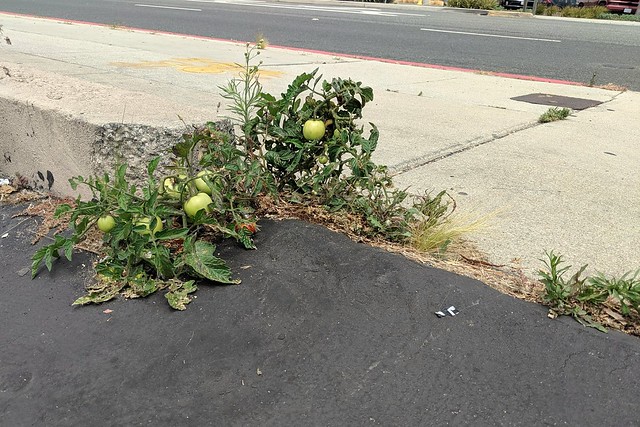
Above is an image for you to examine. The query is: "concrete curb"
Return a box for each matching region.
[0,62,213,196]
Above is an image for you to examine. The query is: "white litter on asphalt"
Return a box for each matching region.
[435,306,459,318]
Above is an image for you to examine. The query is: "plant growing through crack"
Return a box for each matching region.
[538,251,640,332]
[538,107,571,123]
[32,44,455,310]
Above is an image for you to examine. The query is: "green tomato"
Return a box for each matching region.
[135,216,163,235]
[194,170,214,195]
[303,119,326,141]
[160,175,186,199]
[160,178,179,198]
[184,192,213,218]
[318,155,329,164]
[97,215,116,233]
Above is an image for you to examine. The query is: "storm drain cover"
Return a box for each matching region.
[511,93,603,110]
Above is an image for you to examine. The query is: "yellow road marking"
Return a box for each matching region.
[111,58,283,77]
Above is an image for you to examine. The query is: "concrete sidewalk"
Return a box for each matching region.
[0,12,638,277]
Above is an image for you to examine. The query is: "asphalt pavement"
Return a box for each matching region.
[2,202,640,426]
[1,9,640,425]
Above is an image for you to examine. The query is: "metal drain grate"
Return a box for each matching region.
[511,93,603,110]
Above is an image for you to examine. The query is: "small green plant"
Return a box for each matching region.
[448,0,498,8]
[538,251,606,331]
[538,251,640,332]
[584,270,640,316]
[538,107,571,123]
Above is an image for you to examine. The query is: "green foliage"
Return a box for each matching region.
[448,0,498,8]
[538,251,640,332]
[257,70,378,195]
[538,107,571,123]
[597,12,640,21]
[539,5,561,15]
[226,44,452,243]
[539,5,622,19]
[32,44,453,309]
[560,5,608,18]
[31,129,252,310]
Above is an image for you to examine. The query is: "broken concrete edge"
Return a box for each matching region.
[0,61,227,198]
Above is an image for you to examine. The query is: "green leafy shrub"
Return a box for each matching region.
[560,5,608,18]
[448,0,498,9]
[540,5,562,14]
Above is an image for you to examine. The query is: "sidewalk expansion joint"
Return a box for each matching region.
[388,121,539,177]
[389,92,622,178]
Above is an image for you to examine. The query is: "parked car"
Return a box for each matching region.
[502,0,534,9]
[502,0,549,9]
[502,0,602,8]
[502,0,533,9]
[605,0,639,13]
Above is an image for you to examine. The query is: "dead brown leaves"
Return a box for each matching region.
[2,188,105,255]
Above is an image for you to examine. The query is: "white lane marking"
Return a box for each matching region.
[420,28,561,43]
[184,0,425,16]
[135,4,203,11]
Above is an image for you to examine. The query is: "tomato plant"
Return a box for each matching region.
[32,45,451,311]
[255,69,380,198]
[31,131,256,310]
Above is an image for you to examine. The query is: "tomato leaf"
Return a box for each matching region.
[183,240,240,284]
[63,239,74,261]
[154,228,189,240]
[150,244,175,280]
[73,280,126,306]
[115,164,128,187]
[54,204,73,217]
[165,280,198,310]
[238,233,256,250]
[31,246,48,278]
[147,156,161,175]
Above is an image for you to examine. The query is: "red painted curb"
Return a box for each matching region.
[0,10,586,87]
